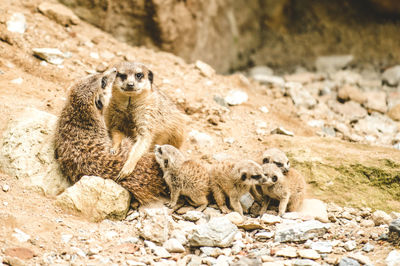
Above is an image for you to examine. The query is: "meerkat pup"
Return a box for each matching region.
[210,160,265,216]
[105,61,187,180]
[154,144,209,212]
[262,148,290,173]
[259,163,306,216]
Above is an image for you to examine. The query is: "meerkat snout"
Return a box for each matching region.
[262,148,290,174]
[261,163,284,186]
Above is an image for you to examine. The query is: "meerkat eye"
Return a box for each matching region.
[241,173,247,181]
[101,76,108,89]
[117,72,127,81]
[135,72,144,80]
[275,162,283,167]
[95,98,103,110]
[158,147,163,155]
[272,176,278,182]
[263,158,269,164]
[251,174,262,180]
[287,162,290,168]
[164,159,168,168]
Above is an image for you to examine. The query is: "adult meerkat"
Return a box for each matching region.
[210,160,265,216]
[259,163,306,216]
[154,144,209,212]
[262,148,290,173]
[105,61,187,180]
[54,69,168,205]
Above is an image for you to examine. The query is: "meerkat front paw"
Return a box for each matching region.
[110,148,116,155]
[117,161,137,181]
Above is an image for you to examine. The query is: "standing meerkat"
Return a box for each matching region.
[210,160,265,215]
[105,61,187,180]
[154,144,209,212]
[259,163,306,216]
[262,148,290,173]
[54,69,168,205]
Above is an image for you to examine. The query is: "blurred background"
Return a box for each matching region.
[59,0,400,73]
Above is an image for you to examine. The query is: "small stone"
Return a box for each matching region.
[195,60,215,78]
[299,199,329,223]
[315,55,354,72]
[182,211,204,222]
[253,75,285,86]
[2,184,10,192]
[61,234,73,243]
[163,239,185,253]
[6,13,26,34]
[189,217,238,247]
[38,2,80,26]
[12,228,30,243]
[337,85,366,104]
[372,210,392,225]
[237,218,264,231]
[388,104,400,121]
[260,214,282,224]
[259,106,269,113]
[364,91,387,113]
[275,220,330,243]
[287,82,317,109]
[276,247,298,258]
[249,65,274,77]
[255,231,274,241]
[382,65,400,86]
[362,243,374,252]
[386,250,400,266]
[189,130,213,148]
[232,257,261,266]
[213,95,229,107]
[239,193,254,213]
[4,247,35,260]
[90,52,99,59]
[138,207,173,244]
[307,120,324,128]
[223,137,235,144]
[343,240,356,251]
[328,100,367,121]
[293,259,321,266]
[348,252,372,265]
[33,48,64,65]
[200,247,224,257]
[225,90,248,106]
[360,219,374,227]
[11,78,23,85]
[338,257,360,266]
[311,241,333,254]
[297,249,320,260]
[224,212,244,225]
[153,246,171,258]
[271,127,294,136]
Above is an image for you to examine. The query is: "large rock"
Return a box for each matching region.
[188,217,238,247]
[138,207,174,244]
[0,108,70,196]
[56,176,130,222]
[274,220,330,243]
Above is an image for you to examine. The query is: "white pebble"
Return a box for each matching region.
[2,184,10,192]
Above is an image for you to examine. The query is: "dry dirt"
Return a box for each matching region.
[0,0,399,265]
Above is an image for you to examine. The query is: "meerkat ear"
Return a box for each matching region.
[148,70,153,84]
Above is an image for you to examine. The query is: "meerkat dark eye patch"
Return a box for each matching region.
[263,158,269,164]
[275,162,283,167]
[251,174,262,180]
[135,72,144,80]
[117,72,127,81]
[164,159,168,168]
[101,76,108,89]
[148,70,153,84]
[95,98,103,110]
[158,147,163,154]
[272,176,278,182]
[241,173,247,181]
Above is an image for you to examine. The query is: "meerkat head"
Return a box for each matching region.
[112,61,153,96]
[154,144,185,172]
[69,67,117,116]
[261,163,284,187]
[262,148,290,174]
[234,160,264,186]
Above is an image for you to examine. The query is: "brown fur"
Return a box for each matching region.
[210,160,264,215]
[54,70,167,205]
[154,144,209,212]
[105,61,187,180]
[259,163,306,216]
[262,147,290,174]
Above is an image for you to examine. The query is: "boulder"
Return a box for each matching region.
[56,176,130,222]
[0,108,70,196]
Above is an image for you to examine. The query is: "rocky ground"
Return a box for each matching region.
[0,0,400,265]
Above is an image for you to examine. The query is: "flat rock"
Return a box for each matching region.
[275,220,330,243]
[354,112,398,136]
[315,55,354,72]
[382,65,400,86]
[189,130,213,148]
[237,219,264,231]
[224,212,244,225]
[56,176,130,222]
[310,241,333,253]
[260,214,282,224]
[343,240,356,251]
[225,90,248,106]
[338,257,360,266]
[275,247,298,258]
[298,199,329,223]
[0,108,69,196]
[195,60,215,78]
[33,48,65,65]
[293,259,321,266]
[372,210,392,225]
[163,239,185,253]
[328,100,367,121]
[182,211,205,222]
[297,249,320,260]
[4,247,35,260]
[364,90,387,113]
[386,250,400,266]
[188,217,238,247]
[6,13,26,34]
[38,2,80,26]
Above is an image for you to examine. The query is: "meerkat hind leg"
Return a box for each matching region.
[212,188,230,214]
[188,195,208,212]
[259,197,271,216]
[118,135,151,180]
